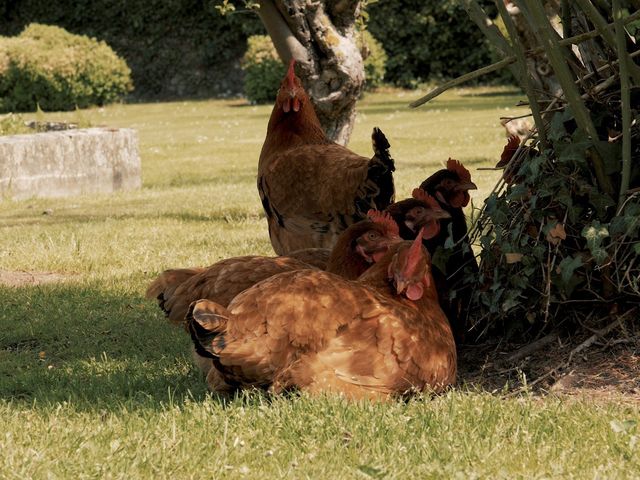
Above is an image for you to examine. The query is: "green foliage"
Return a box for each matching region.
[241,35,286,104]
[1,1,264,99]
[357,30,387,90]
[366,0,499,88]
[0,113,29,135]
[0,24,132,112]
[472,104,640,335]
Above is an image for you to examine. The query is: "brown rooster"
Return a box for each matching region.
[188,232,456,400]
[145,211,401,328]
[258,60,395,255]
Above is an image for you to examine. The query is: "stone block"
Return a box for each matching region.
[0,127,141,201]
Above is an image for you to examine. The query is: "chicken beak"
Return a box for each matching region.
[395,277,408,295]
[456,181,478,191]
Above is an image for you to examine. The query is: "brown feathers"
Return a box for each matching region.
[258,66,395,255]
[188,241,456,400]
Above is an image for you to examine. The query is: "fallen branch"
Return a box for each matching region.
[503,333,560,364]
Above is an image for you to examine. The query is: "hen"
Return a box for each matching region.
[419,159,478,342]
[145,211,401,328]
[188,232,456,400]
[386,188,451,242]
[258,60,395,255]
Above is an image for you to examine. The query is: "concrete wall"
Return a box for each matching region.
[0,128,141,201]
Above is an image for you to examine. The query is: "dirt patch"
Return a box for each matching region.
[458,323,640,402]
[0,270,76,287]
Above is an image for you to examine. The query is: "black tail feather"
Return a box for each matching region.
[187,300,229,359]
[369,127,395,210]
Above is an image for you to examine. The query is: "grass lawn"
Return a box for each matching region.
[1,88,638,478]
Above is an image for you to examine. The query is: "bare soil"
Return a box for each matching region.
[0,270,76,287]
[459,326,640,402]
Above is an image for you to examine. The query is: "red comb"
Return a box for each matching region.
[286,58,296,89]
[405,228,426,275]
[496,135,520,168]
[367,209,399,236]
[411,188,441,210]
[446,158,471,183]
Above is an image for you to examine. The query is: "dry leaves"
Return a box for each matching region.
[547,223,567,245]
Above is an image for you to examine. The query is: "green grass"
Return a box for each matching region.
[1,87,638,478]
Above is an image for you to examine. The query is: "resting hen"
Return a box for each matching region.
[188,232,456,400]
[145,211,401,328]
[258,60,395,255]
[386,188,451,242]
[419,159,478,342]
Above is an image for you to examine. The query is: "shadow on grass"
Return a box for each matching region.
[0,206,263,229]
[459,88,522,98]
[360,97,525,116]
[0,281,213,410]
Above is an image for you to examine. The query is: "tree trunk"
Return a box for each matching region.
[258,0,364,145]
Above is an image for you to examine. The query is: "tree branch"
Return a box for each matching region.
[257,0,309,64]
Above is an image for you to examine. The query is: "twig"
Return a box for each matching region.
[408,58,516,108]
[567,317,624,363]
[504,309,636,397]
[503,333,559,363]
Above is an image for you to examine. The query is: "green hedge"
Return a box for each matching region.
[367,0,499,87]
[242,32,387,104]
[241,35,286,104]
[1,1,502,98]
[0,24,132,112]
[358,30,387,90]
[0,0,264,99]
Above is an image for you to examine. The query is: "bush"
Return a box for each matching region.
[366,0,499,88]
[241,35,286,104]
[357,30,387,90]
[1,1,264,100]
[0,24,133,112]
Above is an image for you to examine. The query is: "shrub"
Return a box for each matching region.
[366,0,499,88]
[357,30,387,90]
[0,24,133,112]
[241,35,286,104]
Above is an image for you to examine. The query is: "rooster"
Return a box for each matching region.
[188,232,456,400]
[419,159,478,342]
[258,59,395,255]
[145,211,401,328]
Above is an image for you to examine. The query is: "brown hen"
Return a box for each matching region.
[258,60,395,255]
[188,232,456,400]
[145,211,401,328]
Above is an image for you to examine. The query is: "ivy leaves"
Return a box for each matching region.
[473,107,639,333]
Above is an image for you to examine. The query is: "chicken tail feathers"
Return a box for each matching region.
[187,299,230,359]
[354,127,395,217]
[146,268,203,320]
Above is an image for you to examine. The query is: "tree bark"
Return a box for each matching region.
[258,0,364,145]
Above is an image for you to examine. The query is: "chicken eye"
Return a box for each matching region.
[414,207,425,216]
[366,231,380,240]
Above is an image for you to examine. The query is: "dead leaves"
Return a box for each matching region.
[505,253,524,264]
[546,222,567,246]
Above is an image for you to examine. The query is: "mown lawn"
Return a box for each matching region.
[1,88,638,479]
